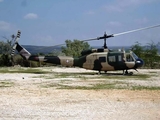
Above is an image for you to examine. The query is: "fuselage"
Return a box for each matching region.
[16,43,144,71]
[28,51,144,71]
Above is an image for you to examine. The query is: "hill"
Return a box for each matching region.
[22,45,160,55]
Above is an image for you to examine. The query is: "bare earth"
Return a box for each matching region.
[0,67,160,120]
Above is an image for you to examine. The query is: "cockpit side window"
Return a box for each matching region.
[126,54,134,62]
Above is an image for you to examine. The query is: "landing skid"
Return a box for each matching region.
[123,70,133,75]
[97,70,133,75]
[98,70,108,74]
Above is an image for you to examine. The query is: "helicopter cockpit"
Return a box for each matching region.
[125,51,144,68]
[126,52,139,62]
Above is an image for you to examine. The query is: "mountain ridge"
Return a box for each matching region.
[22,45,160,54]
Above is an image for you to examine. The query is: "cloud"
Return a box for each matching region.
[24,13,38,19]
[0,21,11,31]
[0,0,3,2]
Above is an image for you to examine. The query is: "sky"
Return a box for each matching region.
[0,0,160,47]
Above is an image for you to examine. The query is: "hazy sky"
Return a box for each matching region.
[0,0,160,47]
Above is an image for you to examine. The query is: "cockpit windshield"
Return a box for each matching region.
[132,52,138,59]
[126,52,139,62]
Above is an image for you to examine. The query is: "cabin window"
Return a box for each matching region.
[99,57,106,62]
[118,55,122,62]
[108,56,116,62]
[126,54,134,62]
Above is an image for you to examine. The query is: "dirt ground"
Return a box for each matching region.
[0,67,160,120]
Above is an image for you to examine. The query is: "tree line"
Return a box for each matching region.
[0,38,160,68]
[131,41,160,68]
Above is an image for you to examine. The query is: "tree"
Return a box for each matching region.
[131,41,144,58]
[132,41,160,68]
[61,39,90,57]
[143,41,159,68]
[0,35,15,66]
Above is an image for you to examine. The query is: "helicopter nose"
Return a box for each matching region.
[135,58,144,68]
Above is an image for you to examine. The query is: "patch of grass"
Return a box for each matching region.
[128,74,150,80]
[41,83,59,88]
[0,81,14,88]
[53,73,88,80]
[40,79,160,90]
[54,73,71,78]
[99,75,127,80]
[99,74,151,80]
[58,81,127,90]
[0,67,48,74]
[131,86,160,90]
[148,71,157,74]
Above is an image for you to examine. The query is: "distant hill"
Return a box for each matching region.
[22,45,61,54]
[22,45,131,54]
[21,45,160,55]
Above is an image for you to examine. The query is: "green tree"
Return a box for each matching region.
[143,41,159,68]
[61,39,90,57]
[132,41,160,68]
[0,54,12,66]
[0,35,15,66]
[131,41,144,58]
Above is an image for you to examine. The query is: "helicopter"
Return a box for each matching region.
[12,24,160,75]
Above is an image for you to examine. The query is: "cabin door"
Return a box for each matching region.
[108,53,125,70]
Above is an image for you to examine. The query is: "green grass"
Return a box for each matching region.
[0,67,48,74]
[0,81,14,88]
[58,84,160,90]
[131,86,160,90]
[41,83,59,88]
[32,71,151,81]
[41,81,126,90]
[41,79,160,90]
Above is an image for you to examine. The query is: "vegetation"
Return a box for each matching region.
[0,81,14,88]
[61,39,91,57]
[0,67,48,74]
[0,34,160,68]
[132,41,160,68]
[0,41,13,66]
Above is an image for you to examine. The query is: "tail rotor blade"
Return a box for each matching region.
[11,30,21,57]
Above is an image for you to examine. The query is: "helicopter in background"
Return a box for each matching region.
[12,24,160,75]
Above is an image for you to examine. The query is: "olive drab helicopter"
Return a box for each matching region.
[11,24,160,75]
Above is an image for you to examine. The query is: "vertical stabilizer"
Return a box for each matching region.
[16,43,31,60]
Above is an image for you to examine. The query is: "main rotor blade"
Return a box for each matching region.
[49,24,160,47]
[113,24,160,37]
[81,38,98,42]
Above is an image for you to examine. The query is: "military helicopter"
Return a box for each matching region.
[12,24,160,75]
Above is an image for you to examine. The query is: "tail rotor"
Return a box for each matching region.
[11,30,21,56]
[11,30,21,65]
